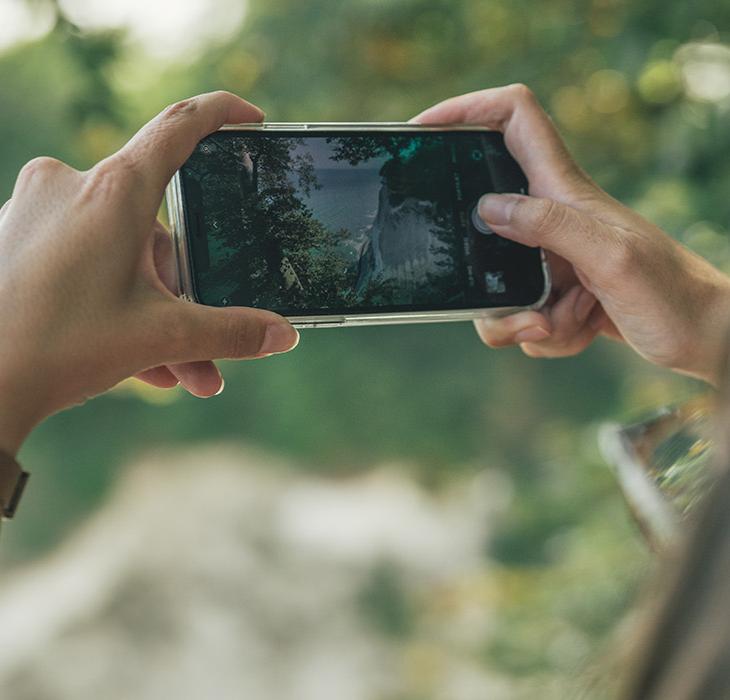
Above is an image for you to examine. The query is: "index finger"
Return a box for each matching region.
[117,91,265,194]
[411,85,590,200]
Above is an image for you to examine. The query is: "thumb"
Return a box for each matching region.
[478,193,627,283]
[155,301,300,365]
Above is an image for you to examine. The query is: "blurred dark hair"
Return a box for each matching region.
[623,344,730,699]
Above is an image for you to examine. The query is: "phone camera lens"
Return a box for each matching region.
[471,204,494,235]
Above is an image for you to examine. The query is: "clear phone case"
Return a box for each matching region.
[165,122,551,328]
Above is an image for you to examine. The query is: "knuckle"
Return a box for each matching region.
[162,96,199,120]
[17,156,67,187]
[111,153,145,184]
[211,89,235,101]
[508,83,537,104]
[82,155,141,201]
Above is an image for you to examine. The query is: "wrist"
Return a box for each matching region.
[0,412,36,458]
[0,372,43,457]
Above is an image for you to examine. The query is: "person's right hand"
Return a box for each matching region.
[413,85,730,384]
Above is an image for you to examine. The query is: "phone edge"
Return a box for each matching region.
[218,122,499,131]
[165,123,552,327]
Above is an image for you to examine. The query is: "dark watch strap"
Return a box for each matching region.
[0,450,29,520]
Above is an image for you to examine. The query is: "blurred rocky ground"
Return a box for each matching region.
[0,445,542,700]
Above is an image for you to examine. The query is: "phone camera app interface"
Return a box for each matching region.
[181,130,541,314]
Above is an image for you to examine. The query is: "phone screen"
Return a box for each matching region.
[178,129,546,315]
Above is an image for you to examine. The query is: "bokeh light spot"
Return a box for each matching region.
[586,69,629,114]
[637,60,682,105]
[676,42,730,103]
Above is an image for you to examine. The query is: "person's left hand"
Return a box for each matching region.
[0,91,300,456]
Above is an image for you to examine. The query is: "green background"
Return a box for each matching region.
[1,0,728,694]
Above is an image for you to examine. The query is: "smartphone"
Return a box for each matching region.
[166,123,550,328]
[600,396,717,549]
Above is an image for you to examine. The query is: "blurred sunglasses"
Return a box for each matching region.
[599,395,719,550]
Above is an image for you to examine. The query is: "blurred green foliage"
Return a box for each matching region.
[1,0,729,693]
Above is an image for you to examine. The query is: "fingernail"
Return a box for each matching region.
[514,326,551,343]
[478,194,522,226]
[260,323,299,355]
[214,377,225,396]
[574,288,597,323]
